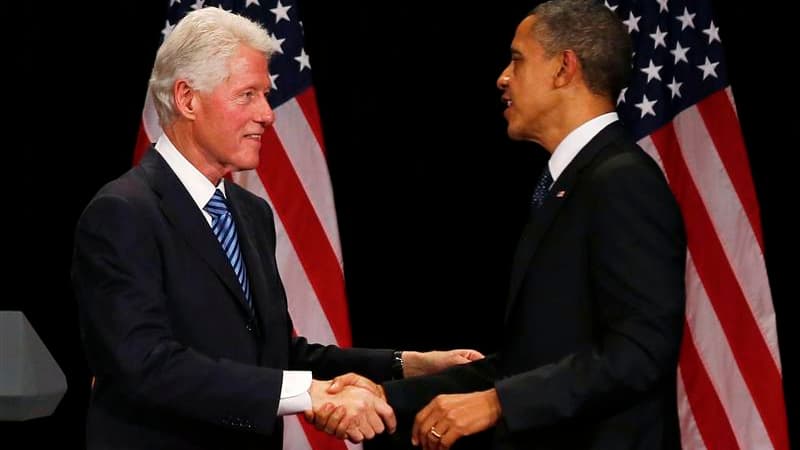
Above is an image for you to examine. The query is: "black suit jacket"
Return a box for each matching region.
[72,149,393,450]
[384,122,686,450]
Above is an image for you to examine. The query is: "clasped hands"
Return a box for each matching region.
[306,375,393,443]
[304,349,484,443]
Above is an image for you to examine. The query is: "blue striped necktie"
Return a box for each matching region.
[204,189,253,314]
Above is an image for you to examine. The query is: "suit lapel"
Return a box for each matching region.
[138,150,251,317]
[505,123,626,323]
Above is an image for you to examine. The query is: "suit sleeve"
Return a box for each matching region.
[289,336,395,382]
[72,194,283,436]
[383,356,498,421]
[496,152,686,432]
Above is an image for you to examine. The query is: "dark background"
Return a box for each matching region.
[9,1,795,448]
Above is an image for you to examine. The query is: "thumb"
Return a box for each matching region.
[459,349,485,361]
[328,372,369,394]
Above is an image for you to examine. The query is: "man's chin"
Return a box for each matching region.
[506,127,524,141]
[236,148,261,170]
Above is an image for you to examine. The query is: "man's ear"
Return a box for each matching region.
[554,49,579,88]
[173,79,197,120]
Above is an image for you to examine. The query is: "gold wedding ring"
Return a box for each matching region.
[430,426,442,439]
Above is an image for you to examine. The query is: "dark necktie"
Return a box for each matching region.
[204,189,253,314]
[531,165,553,208]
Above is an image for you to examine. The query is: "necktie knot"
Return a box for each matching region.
[204,189,230,221]
[531,165,553,208]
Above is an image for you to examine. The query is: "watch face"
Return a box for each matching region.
[392,352,404,379]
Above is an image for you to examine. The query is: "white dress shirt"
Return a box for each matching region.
[546,112,619,186]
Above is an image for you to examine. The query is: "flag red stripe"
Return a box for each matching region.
[295,88,327,157]
[696,90,764,249]
[650,123,789,450]
[133,121,151,165]
[298,414,349,450]
[258,126,352,347]
[678,319,740,449]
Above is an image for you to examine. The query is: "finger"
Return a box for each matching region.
[327,373,355,394]
[365,408,385,437]
[439,429,459,450]
[418,413,444,450]
[424,423,448,450]
[347,414,374,441]
[420,425,436,450]
[411,404,434,445]
[433,424,451,450]
[334,410,355,440]
[360,417,377,440]
[335,408,361,440]
[335,421,349,440]
[466,349,485,360]
[329,373,380,396]
[345,425,364,443]
[374,399,396,433]
[303,409,314,423]
[313,403,334,431]
[323,405,347,435]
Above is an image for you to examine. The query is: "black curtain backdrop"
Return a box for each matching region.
[9,1,794,449]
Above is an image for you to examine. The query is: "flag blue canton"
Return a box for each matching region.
[608,0,728,140]
[163,0,312,109]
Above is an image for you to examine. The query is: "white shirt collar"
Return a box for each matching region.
[154,134,227,211]
[548,112,619,184]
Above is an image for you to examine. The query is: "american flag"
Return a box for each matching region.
[134,1,355,449]
[608,0,788,448]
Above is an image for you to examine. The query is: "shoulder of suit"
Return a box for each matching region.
[227,182,273,213]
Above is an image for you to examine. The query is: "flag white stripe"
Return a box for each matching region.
[673,105,781,368]
[283,416,314,450]
[637,135,665,173]
[272,99,344,267]
[142,92,162,140]
[234,169,339,345]
[684,256,772,449]
[677,372,708,450]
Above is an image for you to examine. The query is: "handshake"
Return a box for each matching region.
[303,349,484,443]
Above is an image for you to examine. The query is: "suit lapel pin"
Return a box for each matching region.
[556,190,566,198]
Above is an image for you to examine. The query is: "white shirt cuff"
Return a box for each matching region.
[277,370,312,416]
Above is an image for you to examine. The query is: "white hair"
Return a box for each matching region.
[148,7,273,127]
